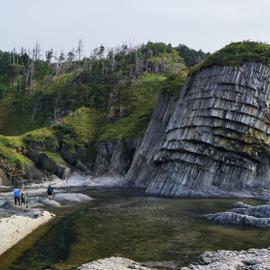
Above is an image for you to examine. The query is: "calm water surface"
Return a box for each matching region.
[1,188,270,270]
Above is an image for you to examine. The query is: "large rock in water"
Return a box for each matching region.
[128,62,270,197]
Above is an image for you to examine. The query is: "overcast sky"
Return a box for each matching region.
[1,0,269,56]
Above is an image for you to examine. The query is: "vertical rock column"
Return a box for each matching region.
[142,63,270,197]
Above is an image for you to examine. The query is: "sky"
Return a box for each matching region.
[1,0,270,56]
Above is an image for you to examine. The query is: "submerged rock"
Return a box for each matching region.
[54,193,92,202]
[77,257,154,270]
[182,248,270,270]
[129,62,270,197]
[204,202,270,228]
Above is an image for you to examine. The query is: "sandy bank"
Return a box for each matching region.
[0,210,54,255]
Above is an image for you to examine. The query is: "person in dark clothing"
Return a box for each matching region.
[47,185,54,200]
[14,188,21,206]
[20,188,26,207]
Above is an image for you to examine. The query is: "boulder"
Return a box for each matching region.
[77,257,154,270]
[54,193,92,202]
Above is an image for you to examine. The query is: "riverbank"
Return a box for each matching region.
[0,210,54,256]
[0,187,268,269]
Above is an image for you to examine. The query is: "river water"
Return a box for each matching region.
[1,187,270,270]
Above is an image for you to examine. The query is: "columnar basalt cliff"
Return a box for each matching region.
[128,62,270,197]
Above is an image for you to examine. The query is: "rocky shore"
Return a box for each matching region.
[0,210,54,255]
[182,248,270,270]
[204,201,270,228]
[77,247,270,270]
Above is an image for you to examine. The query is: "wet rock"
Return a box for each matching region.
[77,257,154,270]
[204,202,270,228]
[54,193,92,202]
[129,63,270,197]
[182,248,270,269]
[38,198,61,207]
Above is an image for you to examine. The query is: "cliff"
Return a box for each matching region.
[128,62,270,197]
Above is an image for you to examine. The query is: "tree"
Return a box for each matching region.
[33,41,41,61]
[58,50,65,63]
[67,49,75,62]
[45,49,54,63]
[77,39,83,61]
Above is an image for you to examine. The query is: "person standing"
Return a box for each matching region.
[14,188,21,206]
[20,188,26,208]
[47,185,54,200]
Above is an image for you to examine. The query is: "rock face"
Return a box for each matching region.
[204,202,270,228]
[25,150,72,180]
[94,139,141,177]
[129,63,270,197]
[182,248,270,270]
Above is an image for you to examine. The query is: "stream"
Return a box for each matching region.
[0,187,270,270]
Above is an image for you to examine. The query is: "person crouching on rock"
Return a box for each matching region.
[14,188,21,206]
[47,185,54,200]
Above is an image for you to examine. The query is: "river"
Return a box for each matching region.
[0,187,269,270]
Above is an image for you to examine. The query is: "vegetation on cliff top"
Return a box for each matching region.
[190,41,270,74]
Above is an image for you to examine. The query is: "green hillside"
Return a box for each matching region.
[0,42,206,183]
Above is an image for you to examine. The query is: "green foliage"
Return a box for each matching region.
[45,151,66,165]
[190,41,270,74]
[0,142,32,167]
[159,69,188,98]
[23,128,59,151]
[178,44,209,67]
[0,135,24,148]
[56,107,100,147]
[99,74,166,141]
[32,61,54,81]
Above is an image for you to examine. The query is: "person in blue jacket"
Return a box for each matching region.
[14,188,21,206]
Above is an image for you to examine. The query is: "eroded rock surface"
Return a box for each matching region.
[129,63,270,197]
